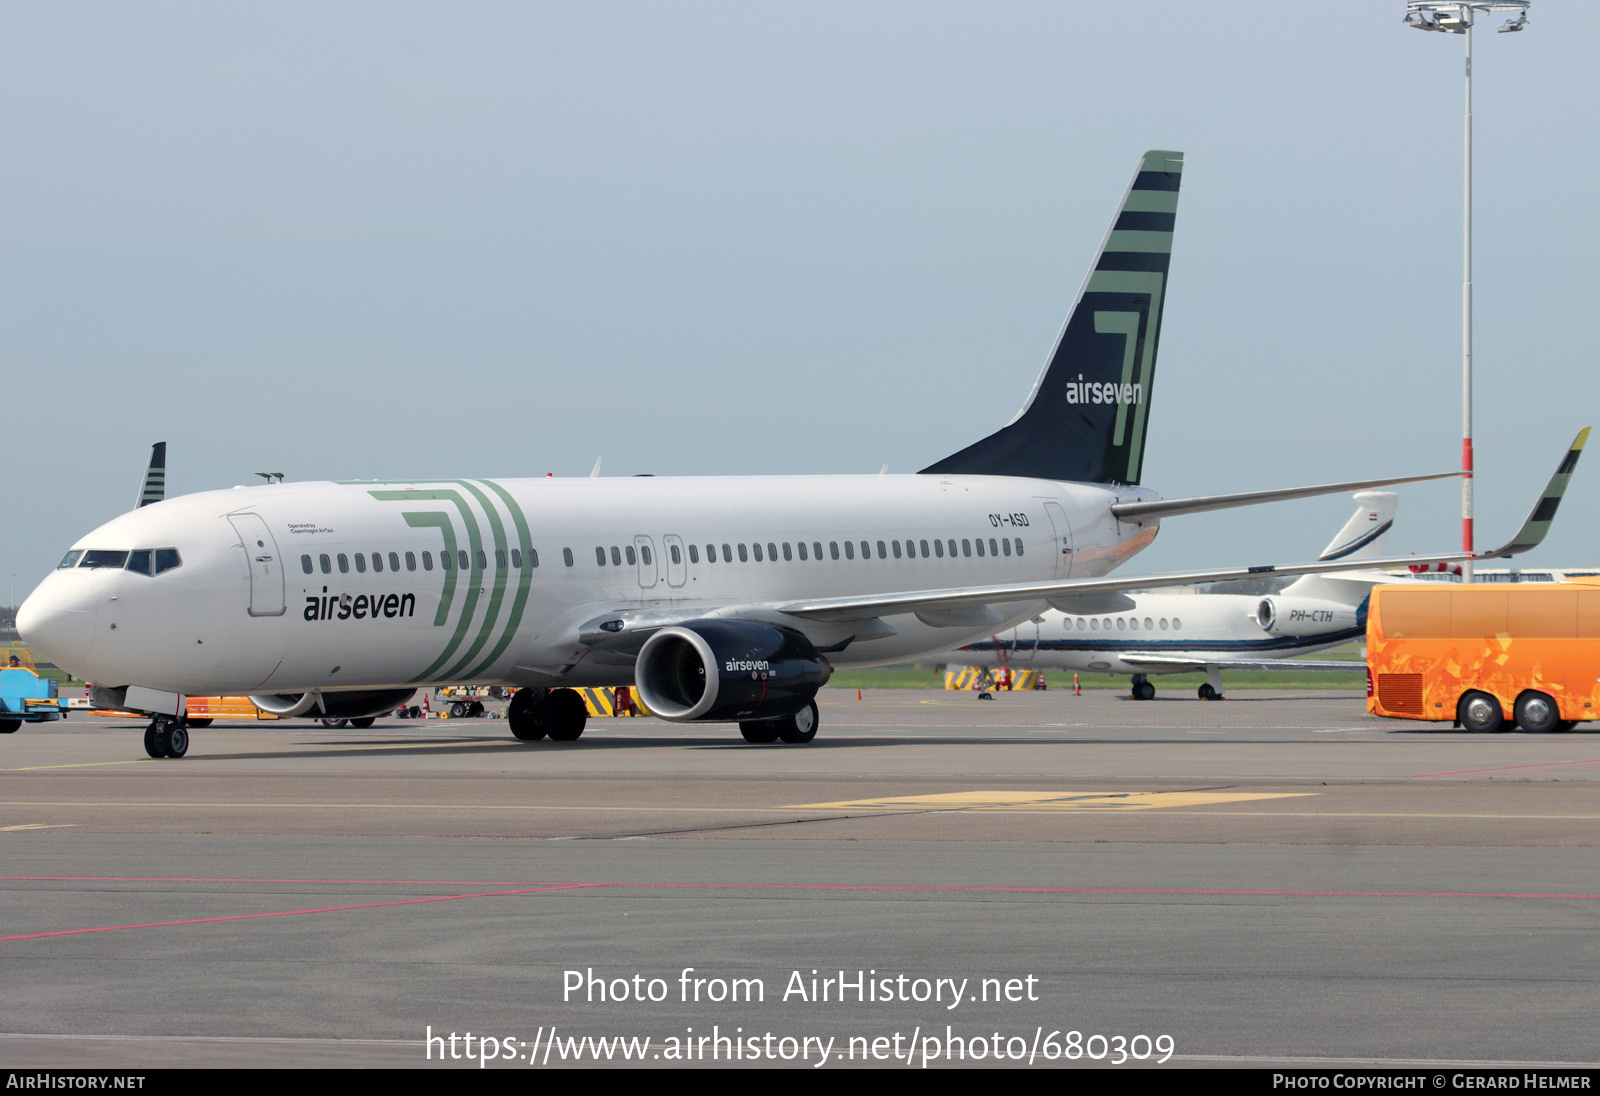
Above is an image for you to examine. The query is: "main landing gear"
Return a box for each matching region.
[143,715,190,759]
[740,700,819,745]
[1129,674,1156,701]
[507,687,588,742]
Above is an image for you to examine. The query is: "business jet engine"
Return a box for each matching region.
[1252,597,1357,637]
[247,688,417,720]
[634,620,831,722]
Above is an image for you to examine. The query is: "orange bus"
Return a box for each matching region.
[1366,580,1600,732]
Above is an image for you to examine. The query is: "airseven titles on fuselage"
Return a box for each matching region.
[303,587,418,622]
[1065,374,1142,405]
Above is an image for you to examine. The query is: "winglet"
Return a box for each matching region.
[1476,427,1589,559]
[137,442,167,508]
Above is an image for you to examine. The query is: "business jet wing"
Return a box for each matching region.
[776,427,1588,626]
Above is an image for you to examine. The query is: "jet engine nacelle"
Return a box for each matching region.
[1252,597,1356,637]
[248,688,417,719]
[634,620,831,722]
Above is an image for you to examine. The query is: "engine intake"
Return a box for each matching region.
[1252,597,1356,637]
[248,688,417,719]
[635,620,830,722]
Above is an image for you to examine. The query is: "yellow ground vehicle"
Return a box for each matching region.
[1366,580,1600,732]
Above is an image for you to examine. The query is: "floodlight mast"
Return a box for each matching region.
[1403,0,1528,584]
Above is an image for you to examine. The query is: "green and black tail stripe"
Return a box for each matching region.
[921,150,1182,486]
[137,442,167,508]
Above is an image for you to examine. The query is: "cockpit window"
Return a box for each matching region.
[57,550,83,569]
[125,550,153,576]
[79,550,129,569]
[154,548,182,574]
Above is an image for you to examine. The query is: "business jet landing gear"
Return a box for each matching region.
[740,701,819,745]
[143,716,190,759]
[1130,675,1156,701]
[508,688,587,742]
[1197,669,1225,701]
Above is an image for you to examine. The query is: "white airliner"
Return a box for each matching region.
[16,151,1580,760]
[952,491,1417,700]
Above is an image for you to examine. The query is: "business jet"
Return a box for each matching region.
[952,490,1418,699]
[17,151,1581,759]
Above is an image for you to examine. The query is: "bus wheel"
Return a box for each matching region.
[1514,691,1561,734]
[1457,692,1504,733]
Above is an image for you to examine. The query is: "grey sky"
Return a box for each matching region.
[4,2,1594,599]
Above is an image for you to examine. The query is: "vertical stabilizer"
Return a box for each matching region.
[921,150,1183,485]
[1315,491,1397,562]
[137,442,167,508]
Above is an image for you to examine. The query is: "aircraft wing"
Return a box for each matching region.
[776,427,1588,626]
[1116,654,1363,673]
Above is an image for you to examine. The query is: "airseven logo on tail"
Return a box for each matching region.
[1064,374,1142,406]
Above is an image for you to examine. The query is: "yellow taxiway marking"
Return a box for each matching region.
[0,824,76,832]
[0,740,509,771]
[790,790,1316,812]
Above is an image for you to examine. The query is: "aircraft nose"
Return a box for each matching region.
[16,581,97,668]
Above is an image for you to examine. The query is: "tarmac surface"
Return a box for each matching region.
[2,687,1598,1069]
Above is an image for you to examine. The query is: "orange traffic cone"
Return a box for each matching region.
[1073,673,1081,696]
[856,687,862,700]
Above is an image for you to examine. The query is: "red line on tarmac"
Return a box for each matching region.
[1409,758,1600,778]
[1,875,1597,946]
[0,883,597,942]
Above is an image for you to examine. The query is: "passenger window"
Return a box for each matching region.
[722,544,732,563]
[320,553,332,574]
[904,539,915,558]
[1173,617,1182,630]
[371,553,383,573]
[642,545,652,566]
[962,539,972,557]
[767,542,777,562]
[671,544,682,565]
[797,542,807,561]
[300,554,313,575]
[529,549,540,568]
[389,552,400,572]
[422,551,434,571]
[920,539,930,558]
[859,541,870,560]
[783,543,792,561]
[610,546,622,567]
[1144,617,1153,629]
[844,541,855,560]
[596,547,607,566]
[1117,618,1125,630]
[975,540,985,558]
[406,551,417,572]
[813,542,823,561]
[989,538,999,557]
[457,550,469,570]
[751,543,762,562]
[625,545,636,566]
[1159,618,1168,630]
[829,542,839,560]
[947,539,956,558]
[355,554,367,573]
[1090,619,1099,630]
[1001,538,1011,557]
[126,550,153,576]
[510,549,521,569]
[338,553,350,574]
[688,544,698,564]
[475,550,487,570]
[739,544,749,563]
[890,541,900,559]
[496,549,507,569]
[563,548,574,567]
[154,548,181,574]
[439,551,451,572]
[1014,538,1023,557]
[57,550,83,569]
[934,540,944,558]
